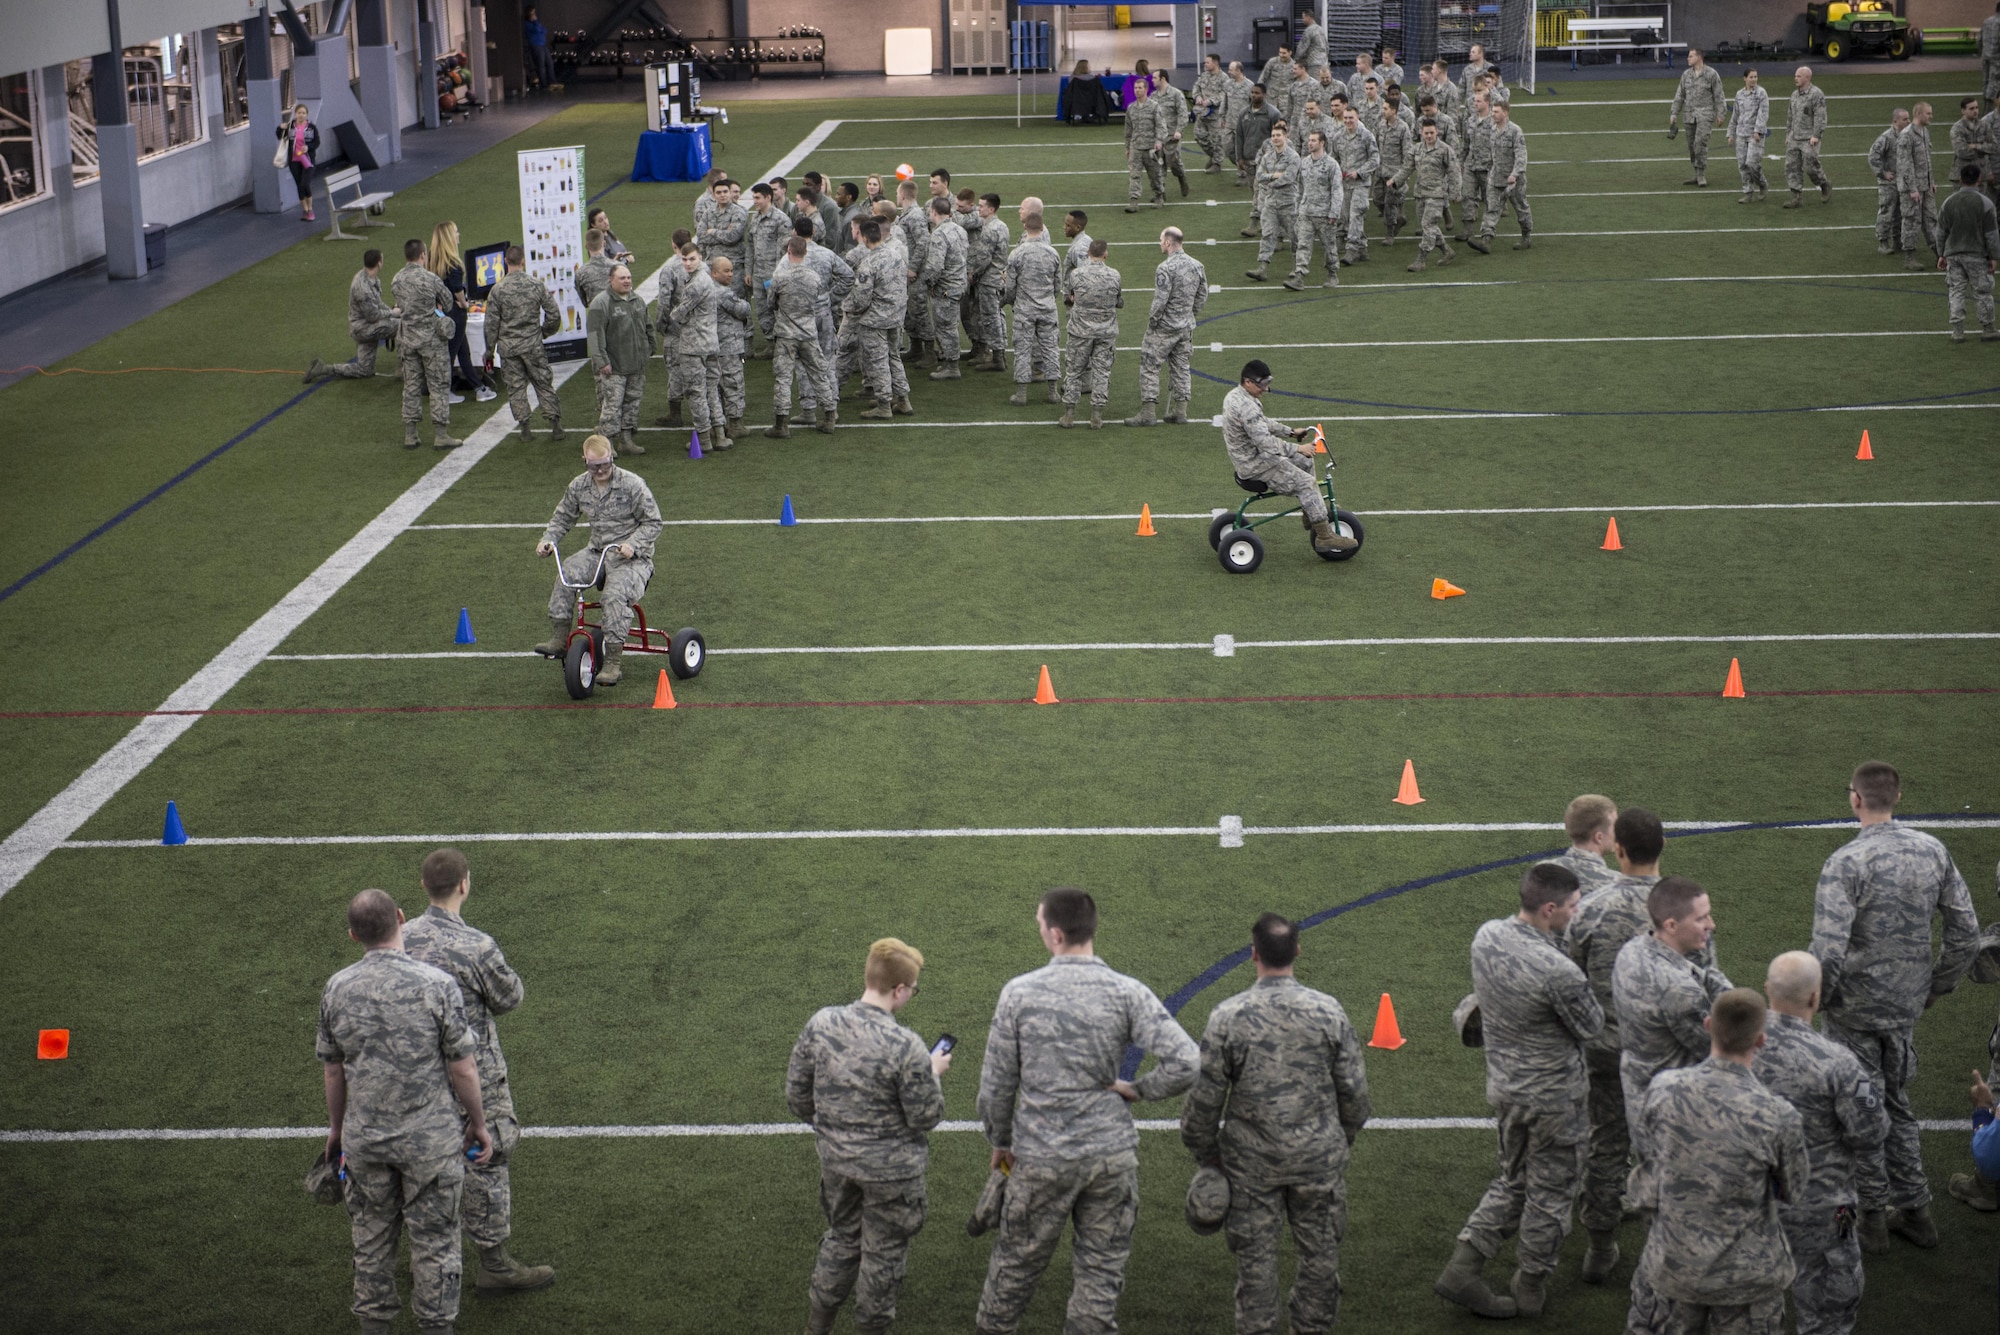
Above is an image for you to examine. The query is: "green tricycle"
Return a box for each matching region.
[1206,441,1365,574]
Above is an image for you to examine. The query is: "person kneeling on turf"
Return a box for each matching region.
[1223,360,1356,555]
[533,434,662,687]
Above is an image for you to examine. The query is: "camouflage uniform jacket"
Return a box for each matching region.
[747,206,793,282]
[1408,137,1462,200]
[390,262,452,348]
[541,465,663,557]
[1472,916,1604,1111]
[786,1000,945,1181]
[1811,819,1978,1030]
[1636,1057,1809,1304]
[348,268,395,339]
[1730,85,1771,140]
[767,262,823,343]
[801,240,854,322]
[714,287,750,356]
[1063,262,1124,338]
[1870,127,1903,180]
[1897,123,1936,195]
[1953,115,1983,173]
[1063,230,1094,283]
[1670,65,1726,122]
[1260,57,1296,101]
[845,243,908,329]
[1466,112,1495,170]
[1753,1010,1887,1207]
[1460,59,1496,104]
[923,218,969,299]
[573,254,615,309]
[1564,873,1662,1064]
[1549,846,1620,897]
[1490,120,1528,180]
[1002,239,1061,318]
[1152,81,1189,139]
[1191,70,1229,119]
[968,216,1011,280]
[1257,143,1305,200]
[1329,121,1380,181]
[586,288,654,375]
[698,200,748,266]
[316,948,474,1166]
[1220,76,1255,134]
[1147,251,1208,332]
[1221,385,1301,474]
[977,954,1198,1163]
[1295,20,1328,73]
[1787,84,1829,146]
[1613,931,1734,1097]
[652,257,687,343]
[691,192,718,240]
[400,906,523,1093]
[898,204,930,283]
[1299,153,1345,217]
[669,268,720,357]
[1181,976,1371,1185]
[486,269,560,356]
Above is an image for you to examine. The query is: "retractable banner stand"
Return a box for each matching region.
[519,145,589,361]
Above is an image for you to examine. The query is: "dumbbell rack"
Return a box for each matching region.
[549,29,825,82]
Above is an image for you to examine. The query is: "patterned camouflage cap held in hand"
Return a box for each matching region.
[305,1149,344,1205]
[1185,1163,1230,1234]
[433,313,457,341]
[1972,923,2000,985]
[1454,992,1484,1047]
[967,1167,1008,1237]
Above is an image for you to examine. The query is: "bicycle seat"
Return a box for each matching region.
[1233,475,1272,495]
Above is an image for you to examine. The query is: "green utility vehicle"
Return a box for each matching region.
[1805,2,1914,61]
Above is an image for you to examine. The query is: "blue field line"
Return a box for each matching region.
[1121,811,2000,1078]
[588,175,628,205]
[0,381,331,606]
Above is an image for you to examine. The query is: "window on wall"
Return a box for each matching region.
[0,70,49,212]
[125,34,205,158]
[217,23,250,130]
[65,60,98,186]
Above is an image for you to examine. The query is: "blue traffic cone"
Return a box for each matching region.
[688,431,704,460]
[162,801,188,846]
[780,494,797,527]
[454,608,476,644]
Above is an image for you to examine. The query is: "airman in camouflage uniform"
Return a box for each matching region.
[1785,67,1832,207]
[1153,75,1191,196]
[1126,87,1166,209]
[1193,56,1233,171]
[1260,48,1297,108]
[391,245,459,450]
[1810,762,1978,1249]
[400,850,555,1295]
[698,182,749,296]
[1954,97,1985,185]
[974,888,1198,1335]
[1373,103,1414,245]
[1611,883,1734,1150]
[1182,914,1371,1335]
[1236,86,1278,191]
[1220,364,1355,554]
[1328,108,1379,263]
[1461,94,1495,242]
[1551,794,1621,897]
[766,243,837,437]
[1436,863,1602,1320]
[788,938,949,1335]
[967,201,1011,370]
[1220,66,1256,176]
[748,186,795,350]
[318,888,490,1335]
[1756,951,1888,1335]
[1406,120,1461,272]
[1938,167,2000,342]
[1247,127,1304,280]
[1295,13,1328,74]
[1002,220,1062,404]
[1628,990,1810,1335]
[711,259,750,437]
[534,439,663,687]
[484,249,564,440]
[921,200,969,378]
[846,222,913,418]
[1727,71,1773,202]
[1474,102,1532,251]
[1870,111,1910,252]
[1668,50,1727,185]
[1292,131,1346,289]
[306,254,400,382]
[586,264,655,455]
[1980,104,2000,207]
[573,231,615,310]
[1898,104,1941,268]
[1125,229,1206,427]
[1058,242,1121,430]
[667,249,723,449]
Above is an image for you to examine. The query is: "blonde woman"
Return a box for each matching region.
[426,221,491,400]
[275,103,320,221]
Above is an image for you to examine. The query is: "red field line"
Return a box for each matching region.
[2,685,1994,721]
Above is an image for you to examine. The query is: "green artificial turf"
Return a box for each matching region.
[1,76,1997,1333]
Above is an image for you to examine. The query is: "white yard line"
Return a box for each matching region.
[0,1116,1968,1143]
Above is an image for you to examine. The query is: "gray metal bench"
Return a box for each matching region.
[322,164,393,241]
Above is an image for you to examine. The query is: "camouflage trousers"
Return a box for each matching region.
[1628,1274,1786,1335]
[1822,1017,1927,1210]
[1129,144,1165,200]
[1683,111,1717,174]
[498,344,560,426]
[1061,331,1116,406]
[975,1151,1139,1335]
[1256,197,1299,264]
[1137,328,1194,403]
[772,335,835,415]
[1780,1201,1862,1335]
[594,369,645,435]
[548,549,651,647]
[1458,1099,1586,1275]
[1337,181,1371,258]
[1373,175,1406,234]
[1293,217,1342,281]
[929,292,965,363]
[343,1152,465,1326]
[1785,143,1829,194]
[332,319,398,378]
[1012,312,1060,383]
[1417,198,1450,254]
[1224,1174,1346,1335]
[973,278,1007,351]
[1986,59,2000,105]
[1460,169,1488,232]
[1901,188,1938,255]
[1237,453,1329,526]
[1195,115,1230,165]
[857,326,910,403]
[905,286,935,341]
[835,316,862,383]
[399,341,451,425]
[667,353,719,432]
[714,351,746,419]
[809,1170,927,1328]
[1734,137,1770,194]
[462,1083,520,1248]
[1580,1060,1630,1235]
[1875,178,1904,246]
[753,284,779,344]
[1947,254,1996,327]
[1481,175,1533,238]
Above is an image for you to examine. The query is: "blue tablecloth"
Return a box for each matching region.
[631,125,712,183]
[1056,74,1141,122]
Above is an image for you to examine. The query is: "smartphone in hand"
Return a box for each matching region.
[931,1033,958,1057]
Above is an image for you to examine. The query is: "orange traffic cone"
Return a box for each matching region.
[1035,665,1059,705]
[1601,517,1623,551]
[1312,423,1327,455]
[1855,430,1873,461]
[37,1029,69,1060]
[1366,993,1406,1050]
[1136,504,1157,537]
[1431,578,1466,600]
[1393,759,1425,805]
[652,669,678,710]
[1722,658,1745,698]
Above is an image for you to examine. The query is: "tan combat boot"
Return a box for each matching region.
[891,395,914,415]
[1045,379,1060,404]
[475,1243,556,1293]
[1007,385,1029,406]
[1887,1204,1939,1247]
[1510,1269,1547,1317]
[1434,1240,1517,1318]
[727,416,744,439]
[1058,404,1076,429]
[533,618,572,658]
[618,429,646,455]
[860,398,895,419]
[432,429,464,450]
[929,360,962,380]
[403,423,423,450]
[1245,261,1269,281]
[1124,400,1159,427]
[596,643,624,687]
[547,420,567,442]
[1311,520,1358,553]
[1949,1170,2000,1210]
[805,1298,838,1335]
[817,408,837,434]
[764,413,791,439]
[1088,405,1103,429]
[1580,1230,1619,1284]
[1165,399,1189,424]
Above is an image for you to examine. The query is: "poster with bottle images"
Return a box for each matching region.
[518,145,588,361]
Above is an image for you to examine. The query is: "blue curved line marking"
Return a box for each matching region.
[1118,812,1999,1079]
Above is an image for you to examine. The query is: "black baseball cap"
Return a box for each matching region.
[1241,359,1272,384]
